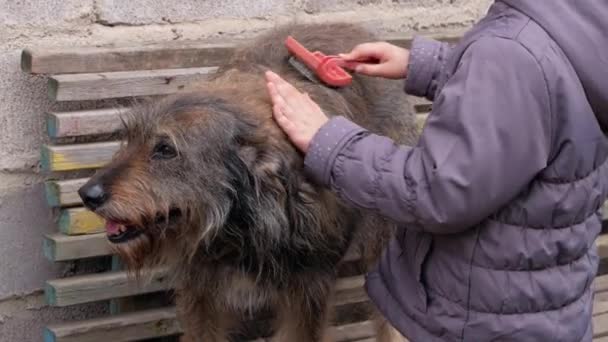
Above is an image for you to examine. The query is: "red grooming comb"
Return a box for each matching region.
[285,36,362,87]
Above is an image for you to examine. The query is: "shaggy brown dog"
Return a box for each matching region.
[78,23,418,341]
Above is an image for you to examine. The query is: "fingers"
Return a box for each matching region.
[354,63,386,76]
[272,103,298,137]
[267,81,297,134]
[266,82,291,115]
[339,42,385,61]
[266,70,304,103]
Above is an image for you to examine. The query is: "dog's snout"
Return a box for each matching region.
[79,183,108,210]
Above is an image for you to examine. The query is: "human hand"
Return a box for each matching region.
[339,42,410,79]
[265,70,328,153]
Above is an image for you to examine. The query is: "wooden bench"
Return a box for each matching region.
[21,31,608,342]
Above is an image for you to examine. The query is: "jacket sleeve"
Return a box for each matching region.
[303,37,553,234]
[404,35,454,101]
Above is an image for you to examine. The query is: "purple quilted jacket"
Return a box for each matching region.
[304,1,608,341]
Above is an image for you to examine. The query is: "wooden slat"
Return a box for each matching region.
[331,321,375,341]
[22,41,234,75]
[416,113,428,132]
[599,235,608,262]
[597,275,608,294]
[45,178,88,208]
[595,312,608,339]
[59,208,105,235]
[43,307,180,342]
[46,268,366,308]
[335,276,367,306]
[40,114,428,173]
[44,101,430,139]
[23,33,462,75]
[49,67,218,101]
[47,108,126,138]
[43,226,362,262]
[40,142,121,172]
[409,96,432,113]
[43,307,375,342]
[594,301,608,317]
[45,268,170,307]
[43,233,111,262]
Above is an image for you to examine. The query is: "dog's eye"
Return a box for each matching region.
[152,142,177,160]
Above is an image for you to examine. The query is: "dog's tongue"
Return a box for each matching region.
[106,221,122,235]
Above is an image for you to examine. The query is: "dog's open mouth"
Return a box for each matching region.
[106,221,143,243]
[105,208,182,244]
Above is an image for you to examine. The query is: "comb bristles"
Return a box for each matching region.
[288,56,319,84]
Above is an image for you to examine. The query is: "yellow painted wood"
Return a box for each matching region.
[41,142,121,172]
[59,208,105,235]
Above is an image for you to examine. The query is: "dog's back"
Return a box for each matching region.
[222,23,418,144]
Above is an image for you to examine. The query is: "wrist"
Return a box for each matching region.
[403,35,446,97]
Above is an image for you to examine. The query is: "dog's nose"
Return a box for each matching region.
[78,183,108,210]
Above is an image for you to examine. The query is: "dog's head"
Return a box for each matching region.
[78,87,313,270]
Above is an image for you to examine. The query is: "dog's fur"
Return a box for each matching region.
[79,23,418,341]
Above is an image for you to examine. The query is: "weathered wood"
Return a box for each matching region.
[43,233,111,262]
[416,113,429,132]
[45,267,171,307]
[23,33,462,75]
[46,269,366,308]
[335,276,367,306]
[43,307,181,342]
[22,41,234,75]
[331,321,375,341]
[40,142,121,172]
[44,98,430,139]
[596,274,608,304]
[43,226,363,262]
[59,208,105,235]
[40,114,428,173]
[109,256,141,315]
[43,306,375,342]
[408,96,432,113]
[47,108,127,138]
[45,178,88,207]
[599,235,608,261]
[595,312,608,338]
[49,67,218,101]
[595,301,608,317]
